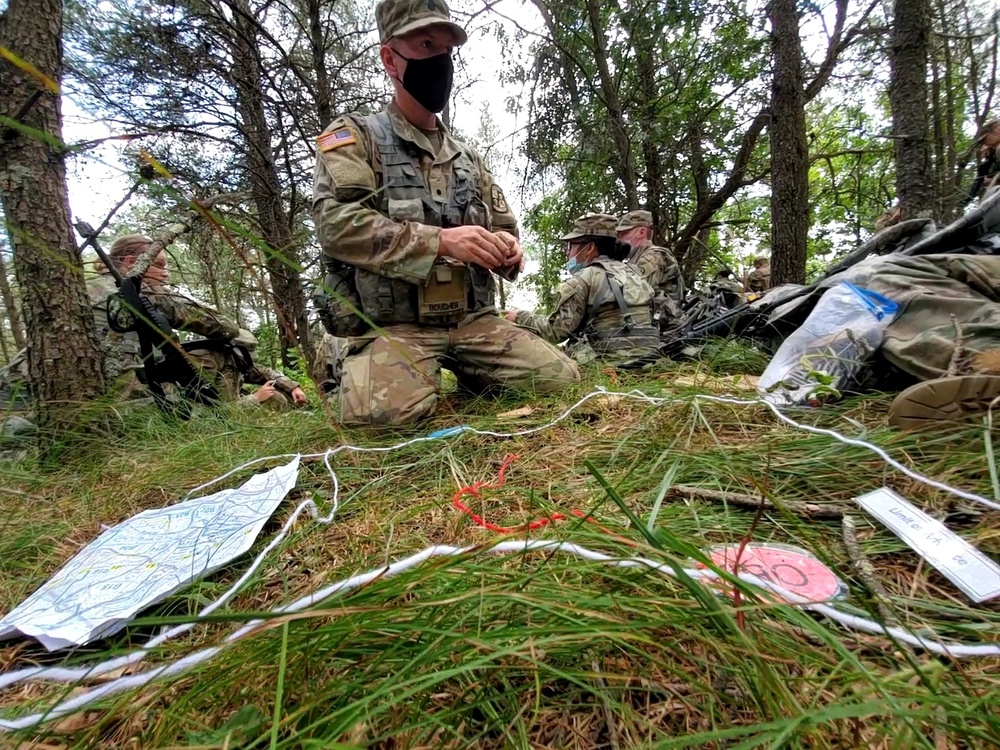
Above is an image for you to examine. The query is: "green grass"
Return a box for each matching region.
[0,358,998,749]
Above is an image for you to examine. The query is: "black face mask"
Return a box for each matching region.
[391,50,454,114]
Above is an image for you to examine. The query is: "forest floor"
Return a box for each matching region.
[0,343,998,749]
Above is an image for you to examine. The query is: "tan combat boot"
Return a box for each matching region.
[888,349,1000,430]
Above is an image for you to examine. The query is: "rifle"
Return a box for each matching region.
[75,221,220,417]
[661,187,1000,357]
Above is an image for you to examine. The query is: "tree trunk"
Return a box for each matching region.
[632,25,664,235]
[307,0,334,127]
[937,0,957,218]
[679,119,712,282]
[889,0,935,218]
[0,0,107,437]
[531,0,638,207]
[229,0,314,370]
[769,0,809,286]
[0,242,26,348]
[582,0,637,206]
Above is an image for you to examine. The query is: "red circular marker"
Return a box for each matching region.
[707,544,844,602]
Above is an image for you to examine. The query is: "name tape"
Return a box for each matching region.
[856,487,1000,603]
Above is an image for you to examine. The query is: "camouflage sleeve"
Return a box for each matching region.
[244,363,300,394]
[464,150,521,283]
[475,156,518,239]
[659,250,685,303]
[640,248,685,303]
[236,393,263,408]
[515,274,589,344]
[312,115,437,285]
[145,284,240,340]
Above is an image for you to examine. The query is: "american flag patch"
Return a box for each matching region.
[317,128,356,152]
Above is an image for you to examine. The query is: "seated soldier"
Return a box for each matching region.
[185,329,309,410]
[504,213,660,366]
[2,234,308,419]
[1,234,239,414]
[615,210,685,330]
[965,120,1000,204]
[94,237,310,411]
[744,257,771,294]
[710,268,745,308]
[311,0,580,426]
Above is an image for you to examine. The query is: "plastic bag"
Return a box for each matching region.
[757,281,899,407]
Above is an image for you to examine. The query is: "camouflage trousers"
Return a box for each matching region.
[858,254,1000,381]
[185,348,293,412]
[339,310,581,426]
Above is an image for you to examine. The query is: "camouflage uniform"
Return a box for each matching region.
[744,259,771,294]
[313,332,347,402]
[846,253,1000,381]
[968,120,1000,204]
[712,276,744,295]
[708,272,745,310]
[310,0,579,426]
[516,214,660,365]
[616,210,684,329]
[1,270,240,410]
[186,329,301,411]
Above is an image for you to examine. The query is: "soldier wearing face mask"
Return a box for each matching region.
[504,214,661,366]
[311,0,579,426]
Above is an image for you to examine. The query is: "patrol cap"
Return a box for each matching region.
[376,0,468,46]
[616,210,652,231]
[233,328,258,351]
[560,212,619,242]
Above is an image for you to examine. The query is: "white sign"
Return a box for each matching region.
[0,458,300,651]
[856,487,1000,603]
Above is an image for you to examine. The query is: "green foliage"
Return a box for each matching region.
[252,322,283,371]
[515,0,770,246]
[807,101,895,257]
[522,191,578,310]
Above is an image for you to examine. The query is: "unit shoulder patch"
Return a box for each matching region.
[491,184,509,213]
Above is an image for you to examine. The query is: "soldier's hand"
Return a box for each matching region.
[495,231,525,271]
[502,309,519,322]
[290,386,309,406]
[439,226,506,269]
[255,381,278,403]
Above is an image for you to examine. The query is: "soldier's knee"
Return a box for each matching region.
[340,387,438,426]
[506,351,581,394]
[338,345,439,426]
[533,356,581,393]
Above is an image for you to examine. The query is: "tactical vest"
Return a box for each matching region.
[350,111,495,326]
[88,274,140,379]
[584,260,661,355]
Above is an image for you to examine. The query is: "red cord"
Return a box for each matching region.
[451,454,626,540]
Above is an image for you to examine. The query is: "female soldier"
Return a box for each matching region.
[104,235,306,408]
[505,213,660,366]
[3,235,239,410]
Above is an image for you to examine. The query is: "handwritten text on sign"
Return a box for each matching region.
[856,487,1000,603]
